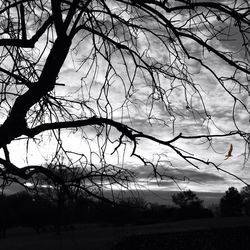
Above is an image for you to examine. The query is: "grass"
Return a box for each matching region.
[1,217,250,250]
[112,226,250,250]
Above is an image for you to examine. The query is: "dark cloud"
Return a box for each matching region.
[1,182,25,195]
[193,0,223,3]
[131,165,225,185]
[148,180,180,187]
[174,168,225,182]
[217,24,250,57]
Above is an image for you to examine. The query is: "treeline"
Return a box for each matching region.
[0,186,249,237]
[0,190,212,233]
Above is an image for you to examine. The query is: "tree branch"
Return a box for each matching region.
[0,16,52,48]
[25,117,243,148]
[20,3,27,40]
[25,117,135,139]
[51,0,65,37]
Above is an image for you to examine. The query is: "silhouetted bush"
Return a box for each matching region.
[240,186,250,216]
[172,190,204,209]
[220,187,243,217]
[143,203,177,223]
[174,207,213,220]
[170,190,213,220]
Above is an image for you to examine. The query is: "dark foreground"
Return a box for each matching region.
[1,217,250,250]
[113,225,250,250]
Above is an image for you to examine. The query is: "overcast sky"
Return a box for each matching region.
[3,0,250,195]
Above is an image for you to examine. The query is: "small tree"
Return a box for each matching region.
[172,190,212,219]
[220,187,243,217]
[172,190,203,209]
[240,186,250,216]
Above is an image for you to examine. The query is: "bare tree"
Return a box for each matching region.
[0,0,250,200]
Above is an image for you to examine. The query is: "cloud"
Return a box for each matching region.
[216,23,250,61]
[131,164,225,184]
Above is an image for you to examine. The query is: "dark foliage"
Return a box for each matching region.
[171,190,213,220]
[172,190,204,209]
[220,187,243,217]
[240,186,250,216]
[0,189,215,237]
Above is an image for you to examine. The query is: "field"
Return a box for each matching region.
[1,217,250,250]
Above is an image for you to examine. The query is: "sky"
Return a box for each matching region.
[2,0,250,197]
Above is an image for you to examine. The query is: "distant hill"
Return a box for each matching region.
[2,182,224,207]
[103,190,224,207]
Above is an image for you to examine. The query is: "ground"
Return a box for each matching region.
[1,217,250,250]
